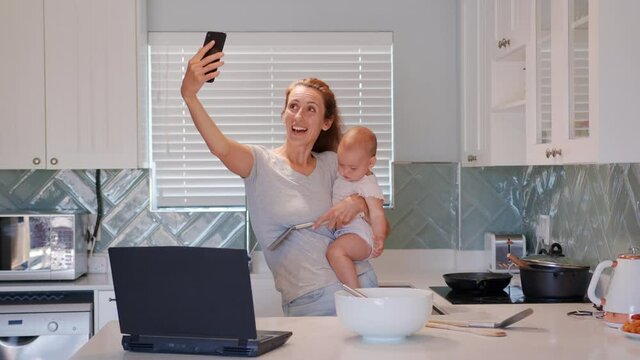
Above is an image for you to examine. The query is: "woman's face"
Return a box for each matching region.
[283,86,332,147]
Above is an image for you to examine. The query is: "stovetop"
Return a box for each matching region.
[430,286,591,305]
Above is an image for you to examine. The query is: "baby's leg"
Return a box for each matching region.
[326,233,371,289]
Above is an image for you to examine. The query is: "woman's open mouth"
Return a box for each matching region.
[292,125,307,134]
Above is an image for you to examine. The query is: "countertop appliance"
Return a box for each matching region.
[0,290,93,360]
[485,233,526,273]
[429,286,590,305]
[0,212,91,281]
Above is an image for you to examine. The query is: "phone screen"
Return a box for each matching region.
[203,31,227,83]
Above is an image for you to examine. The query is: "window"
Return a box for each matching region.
[149,32,393,210]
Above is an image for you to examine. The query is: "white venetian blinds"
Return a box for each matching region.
[149,32,393,209]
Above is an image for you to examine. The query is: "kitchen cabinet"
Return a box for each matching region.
[526,0,640,164]
[461,0,530,166]
[460,0,484,166]
[463,0,640,166]
[0,0,147,170]
[491,0,531,58]
[492,0,532,61]
[95,290,118,333]
[460,0,489,166]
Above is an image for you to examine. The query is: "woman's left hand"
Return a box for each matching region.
[314,195,365,230]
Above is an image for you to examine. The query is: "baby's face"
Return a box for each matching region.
[337,147,372,182]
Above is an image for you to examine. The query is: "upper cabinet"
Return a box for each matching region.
[492,0,532,60]
[527,0,640,164]
[461,0,532,167]
[462,0,640,166]
[0,0,147,170]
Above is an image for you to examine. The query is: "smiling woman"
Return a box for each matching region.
[148,32,393,210]
[176,36,390,316]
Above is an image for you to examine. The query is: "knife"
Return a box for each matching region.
[429,308,533,328]
[267,222,315,251]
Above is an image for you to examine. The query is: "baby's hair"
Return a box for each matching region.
[341,126,377,157]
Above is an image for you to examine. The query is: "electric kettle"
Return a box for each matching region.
[587,247,640,326]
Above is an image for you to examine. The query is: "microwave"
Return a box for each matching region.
[485,232,526,273]
[0,213,91,281]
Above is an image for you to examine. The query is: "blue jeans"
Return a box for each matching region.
[282,269,378,316]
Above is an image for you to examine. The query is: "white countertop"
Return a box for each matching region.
[0,273,113,292]
[9,249,640,359]
[71,302,640,360]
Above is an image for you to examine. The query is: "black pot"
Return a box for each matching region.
[443,272,512,293]
[520,267,591,299]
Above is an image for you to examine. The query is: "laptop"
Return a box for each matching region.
[108,246,292,357]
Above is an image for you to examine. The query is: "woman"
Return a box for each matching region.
[181,41,389,316]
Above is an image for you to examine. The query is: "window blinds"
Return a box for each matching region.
[149,32,393,209]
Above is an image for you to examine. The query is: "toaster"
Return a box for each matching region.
[485,232,526,273]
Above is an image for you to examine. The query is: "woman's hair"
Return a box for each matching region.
[283,78,343,152]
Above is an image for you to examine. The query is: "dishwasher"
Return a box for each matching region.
[0,291,93,360]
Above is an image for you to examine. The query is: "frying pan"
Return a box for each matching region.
[443,272,512,293]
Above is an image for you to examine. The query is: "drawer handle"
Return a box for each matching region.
[108,297,117,302]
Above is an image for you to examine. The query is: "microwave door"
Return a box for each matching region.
[0,217,30,271]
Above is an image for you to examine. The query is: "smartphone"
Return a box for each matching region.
[202,31,227,83]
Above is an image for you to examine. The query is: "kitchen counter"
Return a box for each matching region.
[71,301,640,360]
[0,273,113,292]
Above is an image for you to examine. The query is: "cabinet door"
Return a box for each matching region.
[0,0,46,169]
[526,0,557,164]
[528,0,594,164]
[557,0,595,162]
[460,0,488,166]
[96,290,119,332]
[493,0,532,59]
[44,0,138,169]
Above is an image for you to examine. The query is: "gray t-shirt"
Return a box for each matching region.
[244,145,373,304]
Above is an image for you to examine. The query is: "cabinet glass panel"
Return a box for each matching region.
[536,0,552,144]
[568,0,589,139]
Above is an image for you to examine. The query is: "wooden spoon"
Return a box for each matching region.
[426,322,506,337]
[507,253,531,269]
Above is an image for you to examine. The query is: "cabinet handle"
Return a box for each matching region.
[505,38,511,47]
[49,157,58,165]
[545,149,553,158]
[467,154,478,162]
[552,148,563,157]
[108,297,117,302]
[32,157,41,165]
[497,38,505,48]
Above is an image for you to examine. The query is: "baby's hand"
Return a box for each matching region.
[370,237,385,258]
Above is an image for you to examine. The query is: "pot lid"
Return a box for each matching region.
[522,243,590,270]
[619,247,640,260]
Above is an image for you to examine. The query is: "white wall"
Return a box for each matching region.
[147,0,460,162]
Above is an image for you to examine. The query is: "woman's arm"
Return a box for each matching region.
[181,41,253,178]
[314,195,390,242]
[314,194,366,230]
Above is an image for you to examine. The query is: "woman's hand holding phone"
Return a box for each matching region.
[181,40,225,99]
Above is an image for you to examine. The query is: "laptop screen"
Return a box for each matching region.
[109,247,258,340]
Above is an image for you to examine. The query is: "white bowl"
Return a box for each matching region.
[335,287,433,343]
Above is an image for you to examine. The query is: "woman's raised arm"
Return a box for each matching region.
[181,41,254,178]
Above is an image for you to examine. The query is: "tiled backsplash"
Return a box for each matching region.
[461,164,640,265]
[1,164,639,265]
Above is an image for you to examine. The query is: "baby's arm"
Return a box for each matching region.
[364,196,388,258]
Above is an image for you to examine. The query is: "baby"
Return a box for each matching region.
[327,126,387,289]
